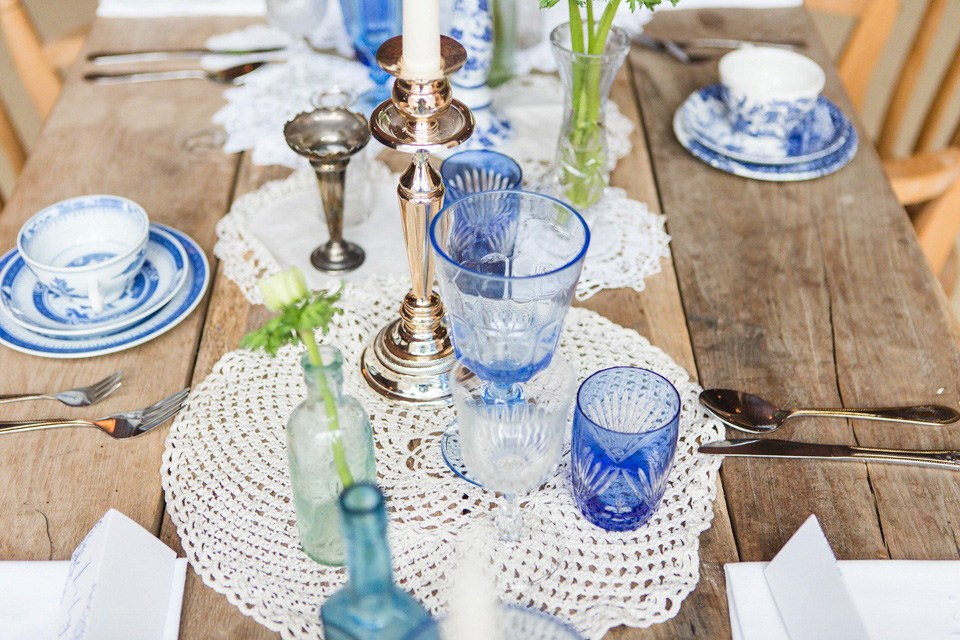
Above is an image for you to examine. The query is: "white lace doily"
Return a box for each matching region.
[212,52,375,168]
[162,277,724,640]
[214,165,668,302]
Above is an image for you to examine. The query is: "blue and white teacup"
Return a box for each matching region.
[17,195,150,314]
[718,46,826,139]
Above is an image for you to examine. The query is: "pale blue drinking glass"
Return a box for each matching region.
[338,0,400,113]
[571,367,681,531]
[430,190,589,401]
[439,150,523,203]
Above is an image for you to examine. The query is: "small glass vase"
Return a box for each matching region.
[550,22,629,210]
[287,346,376,565]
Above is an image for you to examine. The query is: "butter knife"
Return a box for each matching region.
[699,438,960,469]
[88,47,285,64]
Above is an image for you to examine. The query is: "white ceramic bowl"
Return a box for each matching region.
[17,195,150,313]
[718,46,826,138]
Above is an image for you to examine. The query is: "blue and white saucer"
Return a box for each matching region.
[0,224,209,359]
[680,85,852,165]
[673,98,859,182]
[0,226,189,337]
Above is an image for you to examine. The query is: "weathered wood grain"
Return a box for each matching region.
[0,16,252,561]
[636,5,960,571]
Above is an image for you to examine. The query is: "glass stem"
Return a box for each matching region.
[496,493,523,543]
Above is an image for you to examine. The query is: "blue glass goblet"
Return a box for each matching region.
[439,150,523,204]
[431,190,589,401]
[338,0,400,114]
[572,367,681,531]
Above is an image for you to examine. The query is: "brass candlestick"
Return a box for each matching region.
[361,35,474,405]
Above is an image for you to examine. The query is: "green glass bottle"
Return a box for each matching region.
[287,346,375,565]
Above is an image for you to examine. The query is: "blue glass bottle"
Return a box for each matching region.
[320,484,433,640]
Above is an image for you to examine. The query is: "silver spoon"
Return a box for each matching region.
[84,61,267,85]
[699,388,960,434]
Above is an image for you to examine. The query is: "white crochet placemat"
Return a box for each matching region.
[162,276,724,640]
[214,166,669,302]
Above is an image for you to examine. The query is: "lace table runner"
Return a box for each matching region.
[162,277,723,640]
[214,166,669,302]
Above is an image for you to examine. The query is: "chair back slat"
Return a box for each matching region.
[915,41,960,153]
[876,0,950,158]
[830,0,899,111]
[0,0,61,119]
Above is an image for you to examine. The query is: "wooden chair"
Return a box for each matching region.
[0,0,88,203]
[806,0,960,287]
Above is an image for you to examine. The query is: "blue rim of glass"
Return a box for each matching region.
[429,189,591,281]
[575,366,682,436]
[439,150,523,185]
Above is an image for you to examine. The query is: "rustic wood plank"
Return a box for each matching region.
[636,5,960,571]
[160,161,290,639]
[0,16,254,561]
[582,62,738,640]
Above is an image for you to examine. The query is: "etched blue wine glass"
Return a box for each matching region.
[430,190,589,483]
[404,605,585,640]
[338,0,400,114]
[431,190,589,401]
[439,150,523,204]
[571,367,681,531]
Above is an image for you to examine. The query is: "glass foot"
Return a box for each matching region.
[440,420,484,487]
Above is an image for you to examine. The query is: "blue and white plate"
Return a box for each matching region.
[673,104,859,182]
[0,226,189,337]
[680,85,852,166]
[0,224,209,359]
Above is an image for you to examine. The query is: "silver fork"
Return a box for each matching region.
[0,388,190,439]
[0,371,123,407]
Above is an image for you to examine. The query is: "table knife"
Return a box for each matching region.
[88,47,285,64]
[699,438,960,469]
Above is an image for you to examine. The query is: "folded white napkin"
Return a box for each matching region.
[727,559,960,639]
[97,0,266,18]
[0,559,187,640]
[0,509,188,640]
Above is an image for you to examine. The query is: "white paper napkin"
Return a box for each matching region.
[0,510,189,640]
[726,515,960,640]
[97,0,266,18]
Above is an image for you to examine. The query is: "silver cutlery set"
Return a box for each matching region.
[81,35,807,85]
[0,370,188,439]
[698,388,960,469]
[83,46,279,85]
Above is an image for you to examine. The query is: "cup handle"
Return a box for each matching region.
[87,279,104,314]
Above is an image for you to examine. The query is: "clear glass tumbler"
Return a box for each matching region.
[571,367,681,531]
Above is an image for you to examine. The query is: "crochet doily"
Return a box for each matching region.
[162,277,724,640]
[214,169,669,303]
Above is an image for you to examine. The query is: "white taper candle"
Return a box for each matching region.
[401,0,442,78]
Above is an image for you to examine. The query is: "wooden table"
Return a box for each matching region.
[2,7,958,639]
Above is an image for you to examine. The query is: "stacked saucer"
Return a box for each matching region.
[674,48,858,182]
[0,196,209,358]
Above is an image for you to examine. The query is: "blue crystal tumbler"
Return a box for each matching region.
[571,367,681,531]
